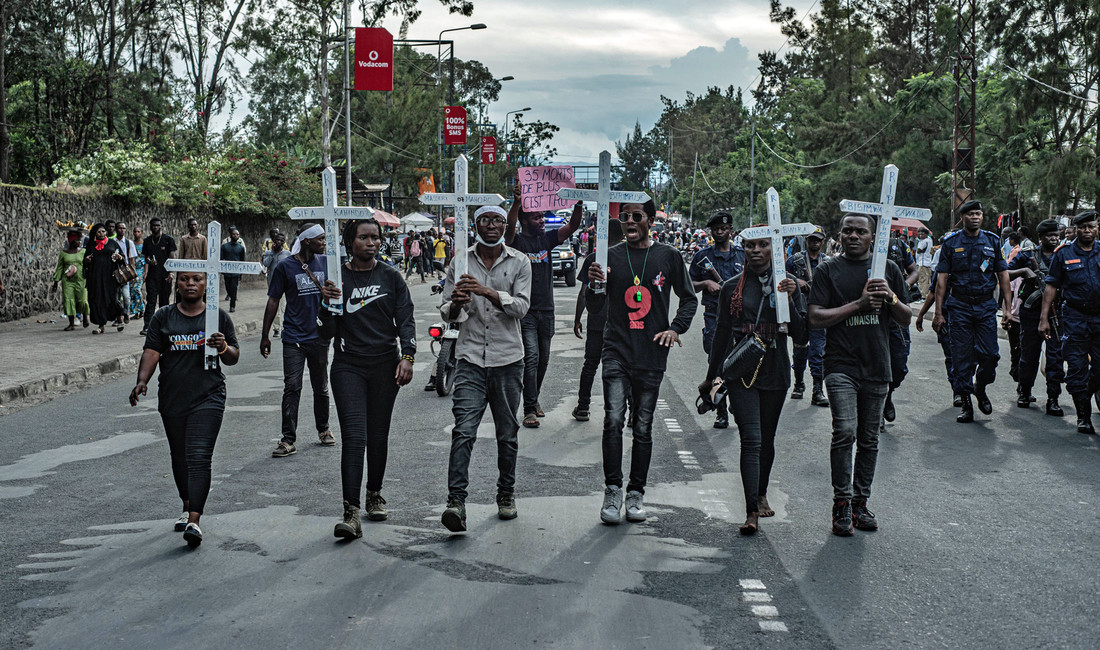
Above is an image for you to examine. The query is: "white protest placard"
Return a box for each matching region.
[165,221,263,370]
[838,164,931,280]
[420,155,506,279]
[555,151,649,293]
[740,187,816,325]
[518,166,576,213]
[288,166,375,313]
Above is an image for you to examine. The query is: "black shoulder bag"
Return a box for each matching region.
[721,290,768,388]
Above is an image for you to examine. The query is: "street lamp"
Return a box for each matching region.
[504,107,531,164]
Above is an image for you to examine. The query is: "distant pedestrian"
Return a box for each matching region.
[808,214,911,536]
[141,218,176,336]
[179,218,207,260]
[51,230,90,331]
[261,224,334,456]
[83,223,124,334]
[114,221,138,326]
[438,206,532,533]
[130,226,146,320]
[220,226,246,312]
[321,218,416,539]
[405,232,425,282]
[261,231,290,337]
[130,269,240,548]
[915,227,934,299]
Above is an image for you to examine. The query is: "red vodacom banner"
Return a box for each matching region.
[481,136,497,164]
[354,27,393,91]
[444,106,467,145]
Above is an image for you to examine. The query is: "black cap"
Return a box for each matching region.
[707,212,733,228]
[1072,211,1097,226]
[1036,218,1059,235]
[957,199,982,214]
[807,226,826,240]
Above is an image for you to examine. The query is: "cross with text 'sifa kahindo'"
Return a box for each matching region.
[555,150,650,294]
[164,221,263,370]
[739,188,816,326]
[838,164,932,280]
[419,155,506,279]
[288,166,375,314]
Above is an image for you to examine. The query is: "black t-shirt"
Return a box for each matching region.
[587,242,698,372]
[578,253,607,330]
[144,305,239,417]
[142,235,177,279]
[322,263,417,364]
[512,229,561,312]
[807,255,907,383]
[706,271,805,391]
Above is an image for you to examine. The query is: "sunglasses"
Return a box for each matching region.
[476,216,506,226]
[617,211,647,223]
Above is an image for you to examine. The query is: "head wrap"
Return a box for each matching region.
[474,205,507,220]
[290,224,325,255]
[1036,219,1059,235]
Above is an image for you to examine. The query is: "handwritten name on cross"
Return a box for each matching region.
[838,164,932,280]
[556,150,650,294]
[288,166,375,313]
[739,188,816,325]
[419,154,505,279]
[164,221,263,370]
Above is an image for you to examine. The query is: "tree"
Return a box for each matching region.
[616,121,655,191]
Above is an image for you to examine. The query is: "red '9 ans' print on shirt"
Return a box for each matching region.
[624,285,652,330]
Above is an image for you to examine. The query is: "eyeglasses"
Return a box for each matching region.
[476,216,506,226]
[617,211,646,223]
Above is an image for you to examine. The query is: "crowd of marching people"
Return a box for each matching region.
[104,192,1098,548]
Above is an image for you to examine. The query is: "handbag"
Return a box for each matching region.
[721,287,768,388]
[113,260,137,284]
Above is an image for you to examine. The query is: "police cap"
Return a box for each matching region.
[957,199,982,214]
[1071,210,1097,226]
[1035,218,1059,235]
[707,212,733,228]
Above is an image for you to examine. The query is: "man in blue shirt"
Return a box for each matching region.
[690,212,745,428]
[1041,211,1100,434]
[933,200,1012,422]
[260,223,333,456]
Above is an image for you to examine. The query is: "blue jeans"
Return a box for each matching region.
[521,310,556,413]
[825,373,888,501]
[281,339,331,444]
[448,360,523,501]
[602,355,662,494]
[792,328,826,379]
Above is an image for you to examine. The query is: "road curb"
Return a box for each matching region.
[0,317,263,408]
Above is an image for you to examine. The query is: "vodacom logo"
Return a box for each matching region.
[369,50,379,61]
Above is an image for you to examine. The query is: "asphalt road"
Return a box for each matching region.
[2,277,1098,649]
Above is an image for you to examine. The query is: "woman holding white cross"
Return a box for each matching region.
[129,269,240,548]
[699,227,805,535]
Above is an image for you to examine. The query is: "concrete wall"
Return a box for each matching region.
[0,185,295,322]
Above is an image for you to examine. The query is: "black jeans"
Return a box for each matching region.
[577,324,604,409]
[161,405,224,514]
[144,273,171,328]
[224,276,240,309]
[728,385,787,513]
[602,355,662,494]
[448,359,523,502]
[825,373,888,501]
[281,339,331,443]
[331,357,400,506]
[521,310,555,413]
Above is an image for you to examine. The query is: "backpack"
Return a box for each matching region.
[410,239,421,257]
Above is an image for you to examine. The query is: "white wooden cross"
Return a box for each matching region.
[165,221,263,370]
[556,150,650,293]
[288,166,375,313]
[740,187,816,325]
[838,164,932,280]
[419,154,506,279]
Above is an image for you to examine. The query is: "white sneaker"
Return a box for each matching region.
[600,485,623,524]
[174,512,188,532]
[625,490,647,522]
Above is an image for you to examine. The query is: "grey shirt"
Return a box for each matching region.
[440,244,532,368]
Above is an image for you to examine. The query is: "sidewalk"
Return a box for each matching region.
[0,285,273,408]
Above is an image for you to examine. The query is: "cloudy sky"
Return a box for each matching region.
[376,0,815,163]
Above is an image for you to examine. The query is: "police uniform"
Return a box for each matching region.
[1009,218,1064,415]
[936,201,1008,419]
[886,236,916,395]
[1044,211,1100,433]
[690,212,744,427]
[787,226,829,404]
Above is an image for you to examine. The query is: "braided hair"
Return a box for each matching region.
[341,217,383,250]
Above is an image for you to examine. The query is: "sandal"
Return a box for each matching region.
[318,429,336,446]
[758,496,775,518]
[739,512,759,536]
[63,324,75,332]
[522,412,540,428]
[93,328,103,335]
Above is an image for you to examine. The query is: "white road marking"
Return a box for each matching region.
[740,579,788,632]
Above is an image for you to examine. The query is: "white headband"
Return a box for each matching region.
[290,224,325,255]
[474,205,507,219]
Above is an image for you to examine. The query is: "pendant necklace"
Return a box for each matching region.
[626,245,650,303]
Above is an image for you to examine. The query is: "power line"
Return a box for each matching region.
[744,0,821,93]
[980,47,1098,105]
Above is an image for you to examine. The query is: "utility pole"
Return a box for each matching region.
[689,152,698,224]
[343,0,352,206]
[319,4,332,167]
[952,0,977,219]
[749,118,756,226]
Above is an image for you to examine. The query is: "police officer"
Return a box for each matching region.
[1008,218,1064,416]
[884,231,918,421]
[933,200,1012,423]
[1041,211,1100,434]
[690,211,745,428]
[788,225,829,405]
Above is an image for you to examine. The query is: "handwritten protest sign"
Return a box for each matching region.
[519,166,576,212]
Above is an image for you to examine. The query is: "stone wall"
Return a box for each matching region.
[0,184,295,322]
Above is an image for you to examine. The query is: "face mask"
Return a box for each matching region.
[475,234,503,247]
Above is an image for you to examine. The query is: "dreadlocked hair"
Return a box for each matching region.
[730,222,768,317]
